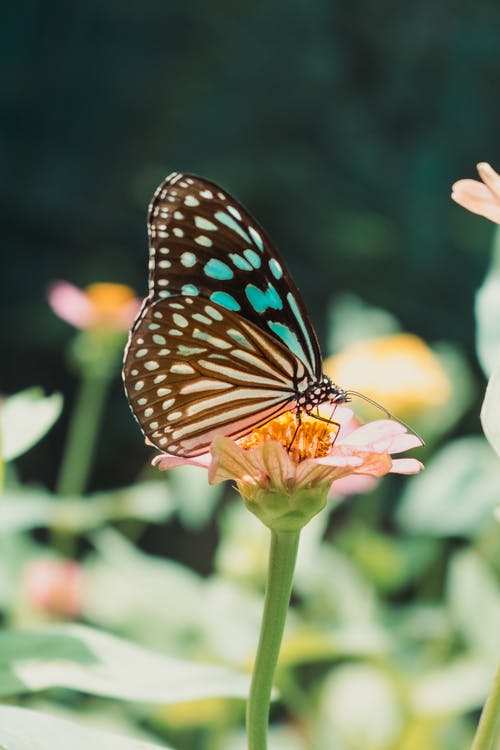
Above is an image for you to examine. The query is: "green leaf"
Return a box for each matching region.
[414,342,474,442]
[481,361,500,457]
[447,549,500,661]
[397,436,500,536]
[169,464,223,530]
[222,726,307,750]
[315,664,403,748]
[475,227,500,377]
[85,529,206,647]
[0,624,250,702]
[86,529,266,668]
[0,389,63,462]
[410,657,493,715]
[0,482,174,534]
[0,705,173,750]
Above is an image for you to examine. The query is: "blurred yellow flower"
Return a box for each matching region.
[323,333,451,419]
[156,697,232,730]
[48,280,141,331]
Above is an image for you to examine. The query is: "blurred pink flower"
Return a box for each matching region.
[23,559,84,619]
[452,162,500,224]
[152,409,423,527]
[48,281,141,331]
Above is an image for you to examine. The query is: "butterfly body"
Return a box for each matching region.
[124,173,347,457]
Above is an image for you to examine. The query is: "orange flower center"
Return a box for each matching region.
[239,411,338,463]
[85,283,136,316]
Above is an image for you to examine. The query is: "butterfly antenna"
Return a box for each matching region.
[346,390,425,446]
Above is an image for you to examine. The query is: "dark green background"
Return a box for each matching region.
[2,1,499,487]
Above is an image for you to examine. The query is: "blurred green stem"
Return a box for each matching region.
[55,372,111,498]
[471,660,500,750]
[246,529,300,750]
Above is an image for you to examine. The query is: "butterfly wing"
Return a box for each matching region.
[147,173,322,380]
[123,296,310,457]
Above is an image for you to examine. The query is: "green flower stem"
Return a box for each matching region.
[471,660,500,750]
[247,528,301,750]
[55,372,111,498]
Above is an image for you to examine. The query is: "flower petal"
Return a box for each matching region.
[259,441,297,491]
[477,162,500,200]
[313,453,365,468]
[48,281,96,328]
[390,457,424,475]
[388,433,423,453]
[317,444,392,477]
[209,436,274,486]
[338,419,406,451]
[353,450,393,477]
[329,473,378,496]
[153,452,211,471]
[116,298,142,330]
[452,176,500,224]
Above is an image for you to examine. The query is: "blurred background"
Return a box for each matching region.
[2,3,500,749]
[3,0,500,489]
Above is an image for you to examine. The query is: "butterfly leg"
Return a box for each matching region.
[311,408,341,446]
[287,409,303,453]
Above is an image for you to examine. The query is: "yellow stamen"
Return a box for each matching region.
[239,412,338,463]
[85,283,136,315]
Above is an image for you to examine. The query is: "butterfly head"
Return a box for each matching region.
[300,376,349,414]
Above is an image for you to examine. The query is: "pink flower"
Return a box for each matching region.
[48,281,141,331]
[153,409,423,531]
[451,162,500,224]
[23,559,84,619]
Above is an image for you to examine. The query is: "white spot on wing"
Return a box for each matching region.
[173,313,188,328]
[170,363,195,374]
[227,205,242,221]
[195,235,212,247]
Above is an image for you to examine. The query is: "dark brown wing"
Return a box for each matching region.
[146,173,322,380]
[123,295,310,457]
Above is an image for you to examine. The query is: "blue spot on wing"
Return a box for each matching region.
[229,253,253,271]
[286,292,315,366]
[243,249,261,269]
[215,211,251,243]
[269,258,283,280]
[268,321,310,368]
[210,291,241,311]
[182,284,199,296]
[245,283,283,313]
[204,259,234,280]
[249,226,264,251]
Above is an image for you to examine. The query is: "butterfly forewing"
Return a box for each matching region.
[123,296,309,457]
[148,173,322,379]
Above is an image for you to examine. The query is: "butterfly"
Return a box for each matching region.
[123,173,350,458]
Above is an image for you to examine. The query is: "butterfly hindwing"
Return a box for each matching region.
[147,173,322,379]
[124,295,309,457]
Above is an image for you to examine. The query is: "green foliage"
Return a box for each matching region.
[397,436,500,536]
[0,705,173,750]
[0,624,250,703]
[475,228,500,378]
[2,93,500,750]
[0,482,175,534]
[0,388,63,463]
